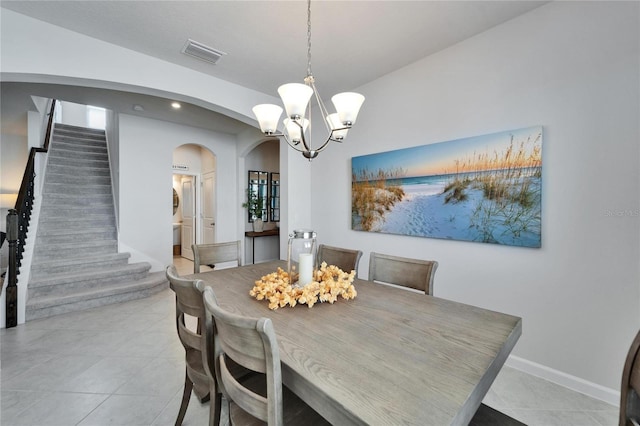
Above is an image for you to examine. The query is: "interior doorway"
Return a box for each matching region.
[173,173,197,260]
[172,144,217,260]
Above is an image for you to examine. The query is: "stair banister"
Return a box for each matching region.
[4,99,57,328]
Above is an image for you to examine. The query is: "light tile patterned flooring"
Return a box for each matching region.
[0,256,618,426]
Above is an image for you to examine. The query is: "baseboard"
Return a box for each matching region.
[506,355,620,407]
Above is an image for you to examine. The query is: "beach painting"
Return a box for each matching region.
[351,126,542,247]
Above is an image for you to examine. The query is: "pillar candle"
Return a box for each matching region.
[298,253,313,286]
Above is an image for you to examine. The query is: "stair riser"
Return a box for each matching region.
[39,218,115,229]
[49,149,108,161]
[46,165,111,177]
[25,281,167,321]
[40,205,114,216]
[31,258,131,277]
[38,226,116,239]
[47,157,109,169]
[29,271,151,299]
[51,137,106,146]
[36,232,116,245]
[45,175,111,186]
[34,244,118,260]
[43,184,112,196]
[52,130,106,140]
[50,138,107,154]
[43,193,113,204]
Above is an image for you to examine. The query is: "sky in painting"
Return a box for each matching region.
[352,126,542,180]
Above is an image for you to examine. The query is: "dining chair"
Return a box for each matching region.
[316,244,363,275]
[620,329,640,425]
[166,265,211,426]
[368,252,438,295]
[201,285,330,426]
[192,240,242,273]
[469,403,526,425]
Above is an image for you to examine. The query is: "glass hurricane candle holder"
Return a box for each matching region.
[287,229,317,286]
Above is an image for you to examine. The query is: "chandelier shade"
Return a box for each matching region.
[278,83,313,119]
[331,92,366,126]
[284,117,309,143]
[252,0,364,161]
[252,104,283,134]
[326,113,348,140]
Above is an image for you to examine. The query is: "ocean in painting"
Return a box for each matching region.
[351,127,543,247]
[357,171,541,247]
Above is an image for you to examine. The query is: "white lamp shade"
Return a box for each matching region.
[331,92,365,125]
[278,83,313,119]
[0,193,18,209]
[283,118,309,142]
[252,104,283,134]
[326,113,349,140]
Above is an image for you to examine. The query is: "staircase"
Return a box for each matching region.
[26,123,167,321]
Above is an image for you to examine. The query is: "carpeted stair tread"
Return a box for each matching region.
[25,272,168,320]
[29,262,151,288]
[36,226,115,237]
[31,252,131,271]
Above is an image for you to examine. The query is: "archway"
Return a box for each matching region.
[172,143,216,262]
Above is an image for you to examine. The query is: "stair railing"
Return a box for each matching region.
[5,99,57,328]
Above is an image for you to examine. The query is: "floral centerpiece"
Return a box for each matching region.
[250,262,357,310]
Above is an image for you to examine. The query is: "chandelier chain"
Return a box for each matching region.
[306,0,312,77]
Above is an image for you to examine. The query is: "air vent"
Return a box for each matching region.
[181,39,226,65]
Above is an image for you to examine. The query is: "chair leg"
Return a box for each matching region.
[209,390,222,426]
[175,369,193,426]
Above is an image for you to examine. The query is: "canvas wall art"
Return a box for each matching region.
[351,126,542,247]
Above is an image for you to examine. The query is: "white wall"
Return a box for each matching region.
[58,100,88,127]
[118,114,238,271]
[311,1,640,398]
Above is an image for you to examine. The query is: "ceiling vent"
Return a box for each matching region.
[181,39,226,65]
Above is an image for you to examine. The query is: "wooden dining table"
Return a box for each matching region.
[188,260,522,426]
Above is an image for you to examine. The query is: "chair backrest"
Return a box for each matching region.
[368,252,438,295]
[192,240,242,273]
[621,329,640,425]
[317,244,363,274]
[202,286,283,425]
[166,265,206,352]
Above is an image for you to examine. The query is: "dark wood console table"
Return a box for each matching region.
[245,229,280,264]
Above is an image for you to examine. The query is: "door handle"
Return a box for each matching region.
[211,222,215,226]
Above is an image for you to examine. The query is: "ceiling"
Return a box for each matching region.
[1,0,548,134]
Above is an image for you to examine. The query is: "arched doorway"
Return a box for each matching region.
[172,144,216,261]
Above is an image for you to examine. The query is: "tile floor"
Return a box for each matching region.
[0,256,619,426]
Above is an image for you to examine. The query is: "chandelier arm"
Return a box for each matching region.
[308,79,333,134]
[298,123,312,152]
[283,135,309,153]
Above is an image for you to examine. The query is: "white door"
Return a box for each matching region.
[202,171,216,244]
[181,176,195,260]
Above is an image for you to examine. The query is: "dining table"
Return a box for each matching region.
[188,260,522,426]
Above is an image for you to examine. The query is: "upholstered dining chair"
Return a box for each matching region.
[166,265,210,426]
[316,244,363,275]
[201,285,330,426]
[192,240,242,273]
[620,329,640,425]
[368,252,438,295]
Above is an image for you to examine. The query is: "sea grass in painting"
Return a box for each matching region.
[351,126,542,247]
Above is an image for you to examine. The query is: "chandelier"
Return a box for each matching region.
[252,0,365,161]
